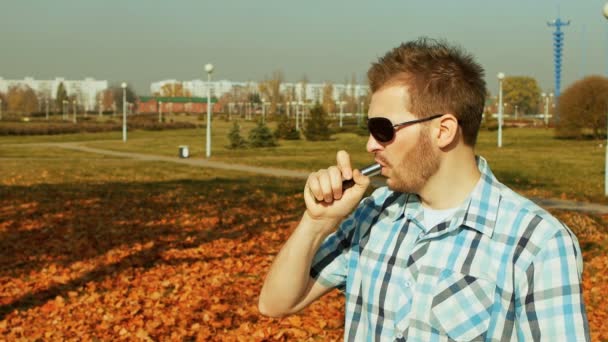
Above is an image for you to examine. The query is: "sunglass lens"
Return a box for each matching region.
[368,118,394,142]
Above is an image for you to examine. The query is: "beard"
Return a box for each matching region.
[385,126,440,193]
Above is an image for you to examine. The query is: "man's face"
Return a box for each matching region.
[366,85,440,193]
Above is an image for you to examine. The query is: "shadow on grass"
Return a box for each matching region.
[0,176,303,319]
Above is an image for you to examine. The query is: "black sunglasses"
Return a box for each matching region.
[367,114,443,143]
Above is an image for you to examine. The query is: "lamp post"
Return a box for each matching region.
[98,100,103,118]
[121,82,127,142]
[45,98,49,120]
[63,100,68,120]
[497,72,505,148]
[339,100,345,128]
[603,2,608,196]
[205,63,214,158]
[159,100,163,123]
[542,93,548,126]
[262,99,267,123]
[0,98,3,120]
[73,100,77,123]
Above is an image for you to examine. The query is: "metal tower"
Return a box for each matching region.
[547,17,570,123]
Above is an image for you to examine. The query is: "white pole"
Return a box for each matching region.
[158,101,163,123]
[45,98,49,120]
[339,101,344,128]
[497,72,505,148]
[73,100,77,124]
[0,99,2,120]
[205,63,214,158]
[295,102,300,131]
[122,82,127,142]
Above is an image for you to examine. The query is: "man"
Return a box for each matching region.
[258,38,589,341]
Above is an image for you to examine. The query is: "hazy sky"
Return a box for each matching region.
[1,0,607,95]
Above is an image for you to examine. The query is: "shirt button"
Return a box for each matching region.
[405,281,411,287]
[396,333,403,339]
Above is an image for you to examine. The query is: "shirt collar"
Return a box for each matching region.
[392,156,501,238]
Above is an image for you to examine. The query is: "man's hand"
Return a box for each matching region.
[303,150,370,230]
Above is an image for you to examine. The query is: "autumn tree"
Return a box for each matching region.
[55,82,68,113]
[7,85,39,114]
[322,82,336,114]
[299,74,309,103]
[556,75,608,139]
[502,76,541,116]
[304,103,331,141]
[159,82,191,97]
[258,70,283,116]
[110,84,138,112]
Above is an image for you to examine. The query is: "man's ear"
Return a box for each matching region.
[435,114,459,148]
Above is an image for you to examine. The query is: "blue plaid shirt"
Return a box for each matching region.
[310,156,589,341]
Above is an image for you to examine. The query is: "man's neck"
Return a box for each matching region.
[419,150,481,210]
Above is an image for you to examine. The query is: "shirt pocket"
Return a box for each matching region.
[429,270,496,341]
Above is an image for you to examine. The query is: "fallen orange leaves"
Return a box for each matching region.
[0,180,605,341]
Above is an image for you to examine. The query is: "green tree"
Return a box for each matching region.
[502,76,541,116]
[304,103,331,141]
[227,121,247,149]
[274,114,300,140]
[249,119,277,147]
[55,82,68,113]
[557,75,608,139]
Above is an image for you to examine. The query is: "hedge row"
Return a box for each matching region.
[0,121,197,136]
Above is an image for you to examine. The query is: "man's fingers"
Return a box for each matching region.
[328,166,343,200]
[317,170,334,203]
[336,150,353,181]
[307,173,324,202]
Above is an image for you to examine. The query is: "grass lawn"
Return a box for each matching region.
[2,117,605,203]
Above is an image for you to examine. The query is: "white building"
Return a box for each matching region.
[150,79,369,105]
[0,77,108,111]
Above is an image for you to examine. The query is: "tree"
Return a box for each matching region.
[557,75,608,139]
[502,76,541,116]
[304,103,331,141]
[322,82,336,114]
[159,82,191,97]
[7,85,39,114]
[55,82,68,113]
[248,119,277,147]
[274,113,300,140]
[227,121,247,149]
[111,84,138,112]
[299,74,309,102]
[258,70,283,116]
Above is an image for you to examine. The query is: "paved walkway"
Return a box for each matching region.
[33,142,608,215]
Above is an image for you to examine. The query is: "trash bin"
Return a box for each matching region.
[178,145,189,158]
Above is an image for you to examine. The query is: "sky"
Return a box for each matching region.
[1,0,607,95]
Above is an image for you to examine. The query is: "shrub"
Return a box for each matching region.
[557,75,608,140]
[248,119,277,147]
[274,114,300,140]
[227,121,247,149]
[304,103,331,141]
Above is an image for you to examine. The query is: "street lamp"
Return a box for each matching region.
[204,63,214,158]
[121,82,127,142]
[262,99,267,123]
[98,99,103,118]
[159,100,163,123]
[339,100,345,128]
[45,98,49,120]
[73,100,77,123]
[497,72,505,148]
[0,98,3,120]
[63,100,68,120]
[603,2,608,196]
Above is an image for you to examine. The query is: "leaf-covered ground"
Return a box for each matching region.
[0,175,606,340]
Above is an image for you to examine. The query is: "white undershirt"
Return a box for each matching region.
[422,206,459,231]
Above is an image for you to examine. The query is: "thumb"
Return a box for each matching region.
[352,169,371,190]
